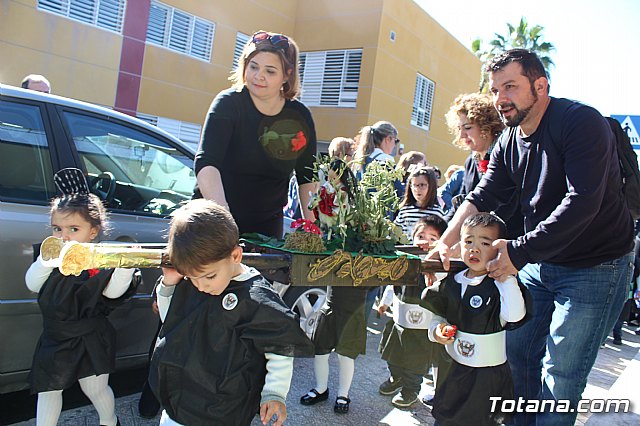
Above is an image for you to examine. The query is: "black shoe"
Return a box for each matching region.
[613,337,623,345]
[392,391,418,408]
[334,396,350,413]
[422,395,435,406]
[138,382,161,418]
[300,388,329,405]
[379,377,404,395]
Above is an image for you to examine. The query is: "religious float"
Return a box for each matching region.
[40,158,463,285]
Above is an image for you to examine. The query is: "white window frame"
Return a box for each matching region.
[411,73,435,131]
[37,0,126,34]
[146,1,215,62]
[299,49,362,108]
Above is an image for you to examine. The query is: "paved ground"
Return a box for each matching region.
[9,316,640,425]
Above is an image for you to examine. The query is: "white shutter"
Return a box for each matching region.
[300,52,325,106]
[69,0,95,24]
[411,74,435,130]
[147,2,168,45]
[38,0,124,33]
[191,18,214,61]
[146,1,214,62]
[38,0,67,14]
[233,32,250,70]
[96,0,125,32]
[300,49,361,108]
[168,9,190,54]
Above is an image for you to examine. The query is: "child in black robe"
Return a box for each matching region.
[25,169,138,426]
[421,212,529,426]
[149,199,314,426]
[377,215,447,408]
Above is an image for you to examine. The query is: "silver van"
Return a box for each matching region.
[0,85,325,394]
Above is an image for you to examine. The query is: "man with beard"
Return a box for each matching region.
[429,49,634,426]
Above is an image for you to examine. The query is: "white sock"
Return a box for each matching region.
[312,353,330,394]
[337,353,355,398]
[78,374,117,426]
[36,390,63,426]
[432,366,438,391]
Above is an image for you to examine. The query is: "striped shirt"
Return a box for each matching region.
[394,203,447,237]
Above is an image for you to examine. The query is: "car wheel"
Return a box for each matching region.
[282,286,326,339]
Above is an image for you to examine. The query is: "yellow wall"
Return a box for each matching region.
[0,0,121,106]
[293,0,383,142]
[293,0,480,170]
[139,0,298,122]
[374,0,480,171]
[1,0,481,170]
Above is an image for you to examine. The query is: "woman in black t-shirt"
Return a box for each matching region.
[194,31,317,238]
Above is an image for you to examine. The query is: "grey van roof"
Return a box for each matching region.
[0,83,193,153]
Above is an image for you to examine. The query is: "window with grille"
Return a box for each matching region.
[411,73,435,131]
[37,0,125,33]
[232,32,250,70]
[146,1,215,62]
[299,49,362,108]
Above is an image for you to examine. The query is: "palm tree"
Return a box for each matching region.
[472,17,555,92]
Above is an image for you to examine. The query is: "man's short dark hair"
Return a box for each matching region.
[484,49,547,87]
[167,199,239,275]
[461,212,507,239]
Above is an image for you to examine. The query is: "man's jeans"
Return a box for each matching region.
[507,252,634,426]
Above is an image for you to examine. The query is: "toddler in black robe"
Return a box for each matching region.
[421,212,529,426]
[149,199,314,426]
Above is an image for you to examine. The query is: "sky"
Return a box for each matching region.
[416,0,640,116]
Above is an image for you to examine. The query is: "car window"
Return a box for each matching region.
[0,100,55,202]
[63,111,196,216]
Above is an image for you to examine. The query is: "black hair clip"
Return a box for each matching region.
[54,168,90,195]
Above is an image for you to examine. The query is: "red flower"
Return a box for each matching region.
[291,218,322,235]
[87,268,100,278]
[291,131,307,152]
[318,187,336,216]
[478,159,489,173]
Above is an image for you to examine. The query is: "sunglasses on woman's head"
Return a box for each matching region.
[252,31,289,50]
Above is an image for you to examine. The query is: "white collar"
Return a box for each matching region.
[454,269,487,286]
[232,264,261,282]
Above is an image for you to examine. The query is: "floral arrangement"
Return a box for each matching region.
[287,157,409,255]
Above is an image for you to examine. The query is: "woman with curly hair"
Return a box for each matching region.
[443,93,523,238]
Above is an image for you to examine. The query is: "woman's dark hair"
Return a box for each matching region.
[484,49,548,90]
[400,166,439,209]
[167,199,239,275]
[461,212,507,239]
[50,193,108,237]
[230,30,300,100]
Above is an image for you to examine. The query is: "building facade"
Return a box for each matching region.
[1,0,480,169]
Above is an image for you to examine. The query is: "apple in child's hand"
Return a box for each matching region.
[442,325,457,338]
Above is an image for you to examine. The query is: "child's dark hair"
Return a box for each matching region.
[400,166,439,209]
[461,212,507,239]
[411,215,447,240]
[167,199,239,275]
[50,193,108,236]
